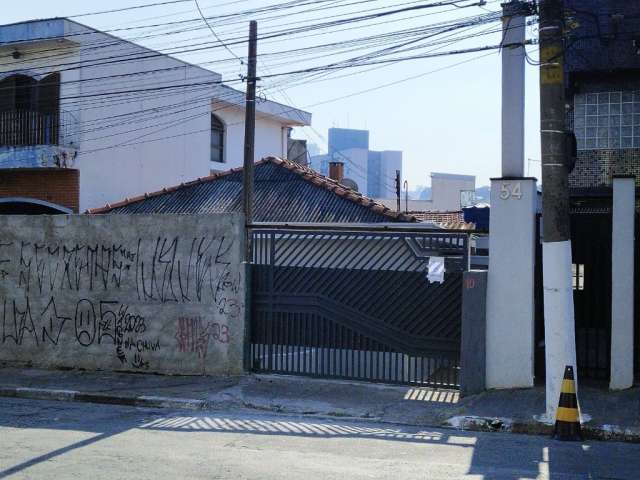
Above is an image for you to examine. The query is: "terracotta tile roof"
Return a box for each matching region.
[88,156,417,223]
[409,210,475,230]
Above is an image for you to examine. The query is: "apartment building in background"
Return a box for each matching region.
[559,0,640,387]
[565,0,640,193]
[310,127,402,198]
[0,18,310,213]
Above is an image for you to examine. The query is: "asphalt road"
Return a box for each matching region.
[0,397,638,479]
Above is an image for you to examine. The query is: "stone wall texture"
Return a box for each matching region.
[0,214,246,375]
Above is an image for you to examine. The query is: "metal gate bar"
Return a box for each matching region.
[571,209,612,383]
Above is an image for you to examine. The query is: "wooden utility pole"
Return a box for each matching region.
[243,20,258,260]
[539,0,577,419]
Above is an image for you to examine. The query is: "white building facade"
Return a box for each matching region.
[429,173,476,211]
[376,172,476,213]
[0,19,310,212]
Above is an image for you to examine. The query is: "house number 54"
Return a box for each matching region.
[499,182,522,200]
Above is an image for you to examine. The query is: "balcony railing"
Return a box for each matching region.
[0,110,78,148]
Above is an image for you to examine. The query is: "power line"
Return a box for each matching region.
[0,0,510,158]
[3,0,494,67]
[0,9,503,99]
[67,0,194,18]
[193,0,245,65]
[75,48,494,157]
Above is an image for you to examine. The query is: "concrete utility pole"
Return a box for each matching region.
[243,20,258,260]
[501,1,527,177]
[538,0,577,419]
[486,0,538,390]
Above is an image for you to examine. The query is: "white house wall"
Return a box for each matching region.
[430,175,476,211]
[212,105,287,172]
[0,19,309,212]
[72,23,217,211]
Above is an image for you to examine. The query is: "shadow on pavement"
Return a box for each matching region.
[0,397,639,479]
[0,430,121,479]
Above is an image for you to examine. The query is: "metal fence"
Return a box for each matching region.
[249,226,470,388]
[0,110,78,147]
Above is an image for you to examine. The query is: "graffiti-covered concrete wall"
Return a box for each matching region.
[0,214,246,375]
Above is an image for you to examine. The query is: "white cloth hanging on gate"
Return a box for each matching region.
[427,256,445,284]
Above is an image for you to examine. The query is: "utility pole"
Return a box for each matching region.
[539,0,577,420]
[243,20,258,261]
[501,0,527,177]
[395,170,401,213]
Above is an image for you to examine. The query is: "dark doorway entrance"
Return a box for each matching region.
[635,211,640,383]
[534,202,613,386]
[571,206,612,384]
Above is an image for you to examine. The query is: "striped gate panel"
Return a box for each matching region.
[250,229,467,388]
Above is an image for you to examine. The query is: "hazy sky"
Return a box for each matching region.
[3,0,542,188]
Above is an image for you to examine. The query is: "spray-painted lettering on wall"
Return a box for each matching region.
[0,220,243,375]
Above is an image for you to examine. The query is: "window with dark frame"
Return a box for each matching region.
[0,72,61,146]
[572,263,585,291]
[211,114,225,163]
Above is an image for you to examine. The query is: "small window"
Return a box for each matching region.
[211,114,224,163]
[572,263,585,291]
[574,90,640,151]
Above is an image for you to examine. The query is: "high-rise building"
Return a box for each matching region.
[328,128,369,155]
[310,128,401,198]
[367,151,402,199]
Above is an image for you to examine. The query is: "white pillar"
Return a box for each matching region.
[501,2,526,177]
[486,2,535,389]
[486,178,537,388]
[610,176,636,390]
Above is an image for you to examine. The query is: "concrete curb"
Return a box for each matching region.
[0,386,207,410]
[2,385,639,443]
[443,415,640,444]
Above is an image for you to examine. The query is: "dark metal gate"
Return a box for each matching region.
[249,227,468,388]
[571,207,612,383]
[534,205,614,385]
[636,211,640,383]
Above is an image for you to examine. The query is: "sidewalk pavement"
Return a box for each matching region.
[0,366,638,443]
